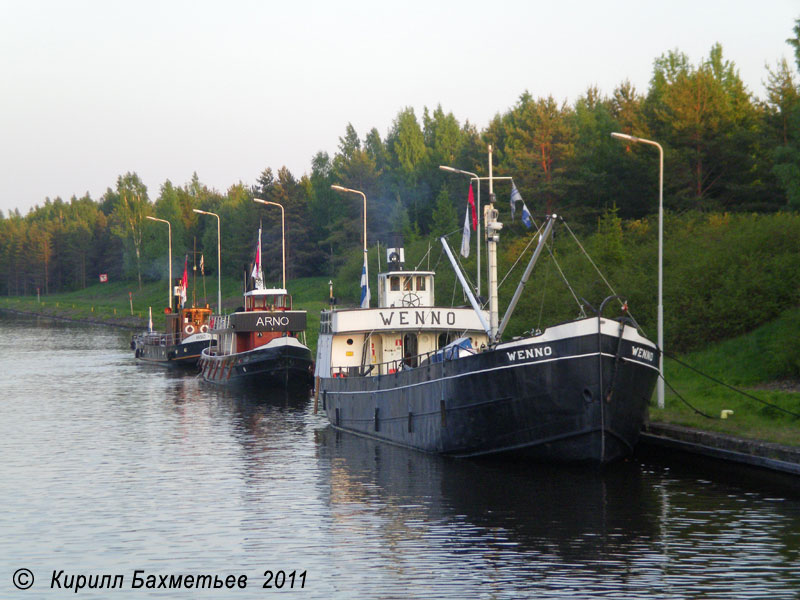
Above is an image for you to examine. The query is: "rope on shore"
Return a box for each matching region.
[659,372,717,419]
[662,350,800,420]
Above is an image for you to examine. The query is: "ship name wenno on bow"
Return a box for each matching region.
[315,147,659,464]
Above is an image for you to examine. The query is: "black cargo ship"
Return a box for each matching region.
[315,148,659,463]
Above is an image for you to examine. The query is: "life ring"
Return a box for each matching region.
[184,324,195,335]
[200,324,209,333]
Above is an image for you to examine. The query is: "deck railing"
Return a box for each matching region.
[329,343,473,379]
[319,310,332,334]
[135,331,181,347]
[209,314,230,330]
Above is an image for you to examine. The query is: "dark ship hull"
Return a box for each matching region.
[131,305,215,368]
[320,318,659,464]
[199,338,314,389]
[132,335,214,367]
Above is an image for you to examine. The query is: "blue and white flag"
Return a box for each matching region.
[459,204,471,258]
[360,251,371,308]
[510,182,522,221]
[521,202,533,229]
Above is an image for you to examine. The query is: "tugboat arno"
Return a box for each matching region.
[198,223,313,389]
[315,147,659,464]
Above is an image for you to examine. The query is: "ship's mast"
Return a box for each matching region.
[485,145,502,342]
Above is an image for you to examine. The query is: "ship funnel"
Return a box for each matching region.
[386,233,405,270]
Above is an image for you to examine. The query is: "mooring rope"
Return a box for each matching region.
[659,372,718,419]
[663,350,800,419]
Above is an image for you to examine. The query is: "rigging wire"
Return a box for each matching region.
[536,249,552,331]
[497,220,546,290]
[560,217,645,333]
[431,246,445,272]
[422,240,447,277]
[414,242,434,271]
[562,219,620,302]
[544,243,586,317]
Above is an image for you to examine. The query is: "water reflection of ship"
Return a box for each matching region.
[213,384,311,412]
[164,371,310,424]
[316,426,658,560]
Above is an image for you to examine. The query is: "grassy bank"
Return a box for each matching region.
[652,306,800,447]
[0,281,157,329]
[0,277,332,350]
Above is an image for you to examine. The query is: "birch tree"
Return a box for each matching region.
[111,173,149,289]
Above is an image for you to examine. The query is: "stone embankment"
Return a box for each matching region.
[641,422,800,476]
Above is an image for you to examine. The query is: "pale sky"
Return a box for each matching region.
[1,0,797,214]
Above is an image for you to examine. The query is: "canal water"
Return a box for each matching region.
[1,313,799,598]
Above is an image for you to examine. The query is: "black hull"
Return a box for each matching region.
[320,322,659,464]
[200,343,314,389]
[134,339,213,368]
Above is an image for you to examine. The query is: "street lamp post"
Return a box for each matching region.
[611,132,665,409]
[331,185,369,307]
[146,216,172,311]
[330,185,367,253]
[253,198,286,289]
[193,208,222,314]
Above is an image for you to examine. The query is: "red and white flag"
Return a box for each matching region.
[180,256,188,307]
[460,183,477,258]
[468,182,477,231]
[250,226,264,289]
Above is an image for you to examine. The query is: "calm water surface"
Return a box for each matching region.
[1,313,799,598]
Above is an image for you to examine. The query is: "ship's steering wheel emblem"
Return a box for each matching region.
[401,292,421,307]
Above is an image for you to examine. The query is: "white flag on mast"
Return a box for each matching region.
[251,226,264,289]
[459,205,471,258]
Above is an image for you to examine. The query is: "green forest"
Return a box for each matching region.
[3,20,800,359]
